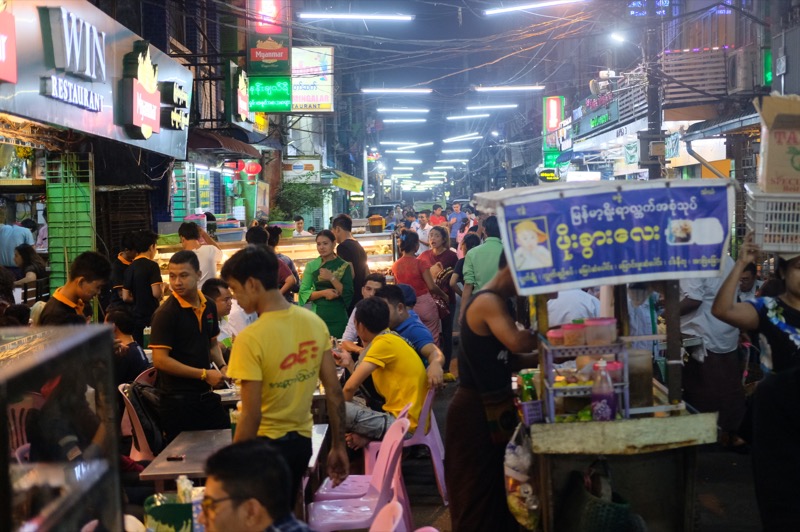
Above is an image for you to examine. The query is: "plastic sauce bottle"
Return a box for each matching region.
[591,360,616,421]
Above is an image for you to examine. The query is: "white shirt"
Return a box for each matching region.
[416,224,431,255]
[193,244,223,289]
[547,289,601,327]
[342,309,359,342]
[679,255,739,355]
[227,300,257,335]
[293,230,312,237]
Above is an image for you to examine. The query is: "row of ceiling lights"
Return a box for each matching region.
[297,0,586,20]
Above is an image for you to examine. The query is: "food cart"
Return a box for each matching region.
[475,179,730,531]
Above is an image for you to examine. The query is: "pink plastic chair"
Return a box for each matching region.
[118,383,156,462]
[14,443,31,464]
[7,392,45,455]
[308,418,410,532]
[369,500,406,532]
[135,367,157,386]
[364,388,448,506]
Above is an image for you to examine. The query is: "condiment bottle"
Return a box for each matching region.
[591,360,616,421]
[519,369,537,402]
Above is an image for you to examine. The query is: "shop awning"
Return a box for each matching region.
[188,129,261,159]
[681,105,760,142]
[332,170,363,193]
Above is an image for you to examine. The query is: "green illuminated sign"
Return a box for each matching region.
[543,149,560,167]
[249,76,292,112]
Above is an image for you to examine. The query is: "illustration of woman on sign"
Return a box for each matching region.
[513,219,553,270]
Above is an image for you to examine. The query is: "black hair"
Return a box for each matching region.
[121,231,136,252]
[468,225,479,233]
[759,276,784,297]
[205,439,293,521]
[364,273,387,286]
[202,278,230,300]
[0,267,14,304]
[178,222,201,240]
[375,285,405,307]
[462,232,481,252]
[308,226,316,233]
[15,244,46,272]
[266,226,282,247]
[432,204,442,211]
[19,218,37,233]
[316,229,336,245]
[131,230,159,253]
[245,226,269,245]
[419,209,431,216]
[354,297,390,333]
[742,262,757,276]
[69,251,111,283]
[0,316,21,328]
[399,229,419,254]
[331,214,353,232]
[106,307,136,335]
[221,245,280,291]
[293,215,304,222]
[169,250,200,272]
[483,215,501,239]
[5,304,30,326]
[429,225,449,245]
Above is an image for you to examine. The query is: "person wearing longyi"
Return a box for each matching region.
[222,245,348,505]
[149,250,230,444]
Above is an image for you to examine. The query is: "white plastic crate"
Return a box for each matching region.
[745,183,800,252]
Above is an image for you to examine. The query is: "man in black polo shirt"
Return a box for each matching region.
[149,250,229,443]
[122,230,163,345]
[39,251,111,325]
[331,214,369,313]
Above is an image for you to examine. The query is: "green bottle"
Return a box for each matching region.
[519,369,537,402]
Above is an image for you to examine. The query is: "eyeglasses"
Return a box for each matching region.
[201,495,243,515]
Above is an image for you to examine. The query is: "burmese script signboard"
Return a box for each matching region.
[495,180,734,295]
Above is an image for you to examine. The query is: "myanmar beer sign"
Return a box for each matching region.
[121,41,161,139]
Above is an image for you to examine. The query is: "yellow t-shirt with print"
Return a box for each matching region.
[363,331,428,433]
[227,305,331,439]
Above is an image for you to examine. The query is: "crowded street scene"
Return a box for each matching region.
[2,0,799,530]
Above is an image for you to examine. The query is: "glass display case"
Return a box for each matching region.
[0,326,122,531]
[156,232,397,279]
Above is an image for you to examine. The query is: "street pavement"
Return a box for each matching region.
[402,367,761,531]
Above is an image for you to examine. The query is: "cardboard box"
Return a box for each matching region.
[754,95,800,193]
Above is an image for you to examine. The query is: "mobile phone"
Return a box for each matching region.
[166,454,185,461]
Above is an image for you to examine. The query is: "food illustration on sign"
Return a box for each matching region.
[511,218,553,270]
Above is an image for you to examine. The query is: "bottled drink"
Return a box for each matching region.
[519,369,537,402]
[142,326,151,349]
[591,360,616,421]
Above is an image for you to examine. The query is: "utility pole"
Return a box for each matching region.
[641,0,663,181]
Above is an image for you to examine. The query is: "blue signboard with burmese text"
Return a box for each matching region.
[496,180,734,295]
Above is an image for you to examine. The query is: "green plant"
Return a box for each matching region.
[271,176,332,221]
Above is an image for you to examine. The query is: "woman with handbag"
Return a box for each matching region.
[445,252,536,532]
[392,230,448,344]
[419,226,459,382]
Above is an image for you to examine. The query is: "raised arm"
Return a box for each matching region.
[712,234,760,330]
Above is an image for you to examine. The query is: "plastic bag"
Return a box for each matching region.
[504,423,540,530]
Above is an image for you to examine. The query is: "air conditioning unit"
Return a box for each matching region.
[727,46,760,95]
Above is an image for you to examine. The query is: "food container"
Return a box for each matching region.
[368,215,385,233]
[576,353,615,372]
[606,360,624,383]
[546,328,564,346]
[562,323,585,346]
[584,317,618,345]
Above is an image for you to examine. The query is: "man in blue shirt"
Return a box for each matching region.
[376,284,444,388]
[447,201,467,249]
[0,210,34,278]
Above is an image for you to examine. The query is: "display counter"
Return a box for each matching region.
[156,232,396,280]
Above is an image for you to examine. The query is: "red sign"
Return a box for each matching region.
[0,11,17,84]
[250,46,289,62]
[254,0,286,34]
[544,96,564,134]
[237,90,249,118]
[131,79,161,133]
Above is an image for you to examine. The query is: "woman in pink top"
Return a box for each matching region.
[419,226,459,380]
[392,230,448,343]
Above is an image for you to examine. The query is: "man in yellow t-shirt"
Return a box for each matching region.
[222,246,348,505]
[336,297,428,450]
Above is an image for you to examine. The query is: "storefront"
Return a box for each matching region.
[0,0,193,286]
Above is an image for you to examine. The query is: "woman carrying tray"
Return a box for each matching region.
[712,232,800,531]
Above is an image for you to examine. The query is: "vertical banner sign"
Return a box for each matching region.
[0,7,17,84]
[225,61,253,130]
[543,96,564,149]
[247,0,291,76]
[496,180,734,295]
[291,47,333,112]
[121,41,161,139]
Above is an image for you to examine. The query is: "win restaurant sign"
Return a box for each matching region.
[0,1,193,159]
